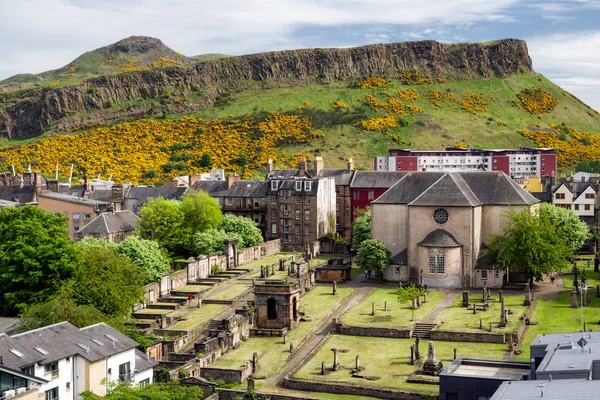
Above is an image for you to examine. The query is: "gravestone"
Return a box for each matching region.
[412,298,418,310]
[271,264,275,275]
[453,348,457,361]
[372,302,375,316]
[252,352,259,373]
[571,289,579,308]
[410,345,415,364]
[462,291,470,307]
[333,281,337,295]
[423,293,427,304]
[321,361,325,375]
[290,343,294,353]
[283,334,287,344]
[472,304,477,315]
[523,283,531,306]
[279,259,285,271]
[355,355,360,370]
[479,318,483,329]
[499,297,507,327]
[499,290,503,303]
[260,266,265,278]
[415,335,421,360]
[247,378,255,391]
[422,342,443,376]
[384,301,388,311]
[332,348,340,371]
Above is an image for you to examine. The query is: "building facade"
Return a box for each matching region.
[349,171,407,221]
[371,171,539,288]
[265,160,336,251]
[374,147,557,180]
[0,322,157,400]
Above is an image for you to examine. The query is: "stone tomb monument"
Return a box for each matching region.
[422,342,443,376]
[252,280,301,334]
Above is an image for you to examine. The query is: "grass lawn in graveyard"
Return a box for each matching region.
[170,284,211,294]
[166,304,229,331]
[435,293,528,333]
[341,289,446,328]
[203,284,252,301]
[245,253,340,278]
[293,334,507,394]
[210,286,353,377]
[516,268,600,361]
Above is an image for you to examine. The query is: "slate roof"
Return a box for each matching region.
[268,178,321,194]
[38,192,109,207]
[317,169,355,186]
[79,210,140,235]
[0,322,140,369]
[0,318,21,334]
[193,180,268,198]
[125,186,187,207]
[552,181,597,200]
[134,348,159,373]
[0,186,36,203]
[418,229,462,247]
[350,171,408,188]
[89,189,114,202]
[374,171,539,206]
[391,248,408,265]
[269,168,315,179]
[410,173,481,207]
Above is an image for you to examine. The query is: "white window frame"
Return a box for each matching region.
[271,180,279,191]
[304,181,312,191]
[73,213,81,220]
[428,248,445,274]
[271,224,277,234]
[295,181,302,191]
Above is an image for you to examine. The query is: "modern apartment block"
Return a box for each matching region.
[374,147,557,180]
[0,322,157,400]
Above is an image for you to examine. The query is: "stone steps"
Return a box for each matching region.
[412,323,437,339]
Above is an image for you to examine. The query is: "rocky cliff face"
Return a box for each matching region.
[0,39,532,138]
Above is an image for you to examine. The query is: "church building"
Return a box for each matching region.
[371,171,538,288]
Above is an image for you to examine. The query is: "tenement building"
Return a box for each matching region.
[371,171,538,288]
[374,147,557,180]
[266,159,336,251]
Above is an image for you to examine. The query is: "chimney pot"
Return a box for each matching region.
[227,174,240,189]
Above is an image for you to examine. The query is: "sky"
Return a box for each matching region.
[1,1,600,109]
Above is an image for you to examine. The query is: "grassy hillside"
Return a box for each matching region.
[1,70,599,183]
[0,36,194,90]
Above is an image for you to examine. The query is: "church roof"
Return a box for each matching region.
[418,229,462,248]
[410,173,481,207]
[373,171,538,206]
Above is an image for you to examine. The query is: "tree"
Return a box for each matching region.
[0,206,79,316]
[199,152,212,168]
[193,229,229,256]
[180,189,223,233]
[352,208,371,249]
[116,236,171,284]
[70,248,145,318]
[77,236,116,252]
[489,207,571,287]
[538,203,590,252]
[398,284,426,320]
[355,239,391,282]
[137,197,190,253]
[81,380,203,400]
[220,214,264,249]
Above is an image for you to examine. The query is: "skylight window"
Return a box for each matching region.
[10,349,24,358]
[104,334,118,342]
[34,346,49,355]
[76,343,90,353]
[91,338,104,346]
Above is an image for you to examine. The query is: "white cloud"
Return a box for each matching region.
[528,31,600,110]
[0,0,520,79]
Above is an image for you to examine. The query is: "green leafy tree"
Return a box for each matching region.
[489,207,571,286]
[220,214,263,249]
[71,248,145,318]
[81,380,203,400]
[352,208,371,249]
[397,284,425,304]
[355,239,391,282]
[193,229,229,255]
[137,197,190,253]
[0,206,80,316]
[77,237,116,252]
[180,189,223,233]
[539,203,590,252]
[199,152,212,168]
[116,236,171,283]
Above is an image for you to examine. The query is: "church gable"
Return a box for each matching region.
[409,173,481,207]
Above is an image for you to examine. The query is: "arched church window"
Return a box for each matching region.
[428,248,445,274]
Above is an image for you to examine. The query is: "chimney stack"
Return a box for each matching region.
[267,159,273,173]
[83,174,90,197]
[347,158,355,172]
[47,179,59,193]
[298,158,307,174]
[188,174,202,187]
[314,156,323,176]
[227,174,240,189]
[33,172,44,193]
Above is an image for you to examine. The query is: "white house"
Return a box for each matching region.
[0,322,157,400]
[552,181,597,219]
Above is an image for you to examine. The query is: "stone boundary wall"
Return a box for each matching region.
[200,363,252,384]
[140,239,281,304]
[218,388,313,400]
[284,378,424,400]
[336,323,412,338]
[431,301,535,344]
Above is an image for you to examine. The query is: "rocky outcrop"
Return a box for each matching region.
[0,39,532,138]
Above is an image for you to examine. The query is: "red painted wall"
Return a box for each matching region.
[490,155,510,175]
[351,188,390,220]
[396,156,418,171]
[540,153,557,178]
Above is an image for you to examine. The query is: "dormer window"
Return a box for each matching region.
[295,181,302,191]
[304,181,312,192]
[271,180,279,191]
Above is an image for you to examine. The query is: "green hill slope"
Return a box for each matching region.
[0,36,194,90]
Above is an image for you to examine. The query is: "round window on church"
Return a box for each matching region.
[433,208,449,224]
